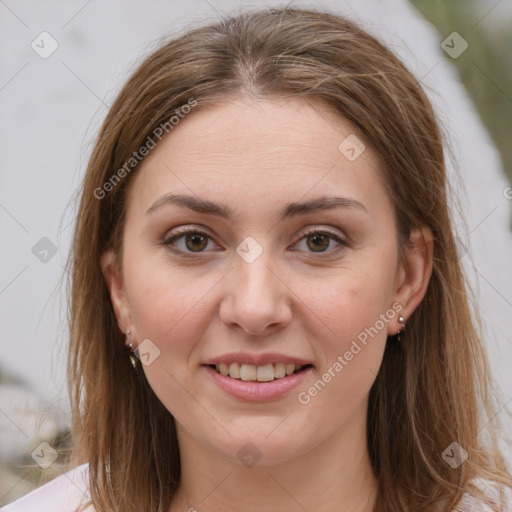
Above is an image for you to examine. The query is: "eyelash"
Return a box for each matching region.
[162,225,348,258]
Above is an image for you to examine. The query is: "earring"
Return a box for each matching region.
[396,316,406,342]
[125,330,138,368]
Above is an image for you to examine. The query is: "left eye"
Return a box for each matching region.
[163,228,347,255]
[294,230,347,254]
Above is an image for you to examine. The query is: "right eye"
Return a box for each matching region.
[162,227,220,256]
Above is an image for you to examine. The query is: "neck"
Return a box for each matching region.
[169,413,378,512]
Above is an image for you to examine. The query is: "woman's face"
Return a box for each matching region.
[103,96,429,466]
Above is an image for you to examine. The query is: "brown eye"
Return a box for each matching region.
[294,228,347,255]
[184,232,208,252]
[163,228,216,255]
[306,233,330,252]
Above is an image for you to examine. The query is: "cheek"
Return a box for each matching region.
[306,262,395,345]
[127,262,210,348]
[296,283,389,421]
[124,261,215,424]
[296,257,395,406]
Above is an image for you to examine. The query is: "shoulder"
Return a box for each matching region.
[452,477,512,512]
[0,463,94,512]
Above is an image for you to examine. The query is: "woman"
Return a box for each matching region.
[2,6,511,512]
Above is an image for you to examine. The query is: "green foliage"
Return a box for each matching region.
[410,0,512,183]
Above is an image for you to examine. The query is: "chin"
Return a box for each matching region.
[203,426,315,467]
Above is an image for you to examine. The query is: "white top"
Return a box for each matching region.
[0,463,93,512]
[1,464,511,511]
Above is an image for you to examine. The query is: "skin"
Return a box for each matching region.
[102,96,433,512]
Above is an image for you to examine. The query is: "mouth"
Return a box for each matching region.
[205,362,314,382]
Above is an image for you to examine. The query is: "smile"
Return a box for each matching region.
[203,363,314,401]
[209,362,313,382]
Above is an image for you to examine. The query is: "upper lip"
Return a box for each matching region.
[203,352,313,367]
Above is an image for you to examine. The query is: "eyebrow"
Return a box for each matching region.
[146,193,368,220]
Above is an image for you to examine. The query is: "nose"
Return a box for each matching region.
[219,250,293,336]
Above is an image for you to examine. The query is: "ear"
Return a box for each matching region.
[101,250,132,334]
[389,226,434,334]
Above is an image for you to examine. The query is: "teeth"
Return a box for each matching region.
[214,362,306,381]
[256,364,274,382]
[274,363,286,378]
[239,364,256,381]
[228,362,240,379]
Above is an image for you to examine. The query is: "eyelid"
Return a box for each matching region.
[298,225,346,241]
[164,224,213,238]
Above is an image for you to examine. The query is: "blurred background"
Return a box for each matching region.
[411,0,512,186]
[1,0,511,504]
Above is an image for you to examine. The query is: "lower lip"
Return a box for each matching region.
[202,365,313,402]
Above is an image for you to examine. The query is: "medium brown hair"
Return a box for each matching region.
[66,6,512,511]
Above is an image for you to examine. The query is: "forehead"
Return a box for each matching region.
[125,96,391,220]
